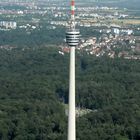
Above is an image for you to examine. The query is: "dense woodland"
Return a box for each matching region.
[0,26,65,47]
[0,47,140,140]
[0,26,102,47]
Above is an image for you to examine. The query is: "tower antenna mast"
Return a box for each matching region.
[66,0,80,140]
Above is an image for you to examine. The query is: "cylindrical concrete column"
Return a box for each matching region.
[68,46,76,140]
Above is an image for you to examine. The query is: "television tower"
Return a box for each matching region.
[66,0,80,140]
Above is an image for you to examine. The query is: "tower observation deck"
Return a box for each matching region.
[66,0,80,47]
[66,28,80,47]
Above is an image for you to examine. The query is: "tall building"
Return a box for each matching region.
[65,0,80,140]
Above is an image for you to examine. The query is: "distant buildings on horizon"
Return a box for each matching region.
[0,21,17,29]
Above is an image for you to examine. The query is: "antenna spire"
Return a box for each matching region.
[71,0,75,20]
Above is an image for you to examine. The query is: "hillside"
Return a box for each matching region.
[0,47,140,140]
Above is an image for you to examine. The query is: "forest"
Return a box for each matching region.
[0,47,140,140]
[0,26,65,47]
[0,26,102,48]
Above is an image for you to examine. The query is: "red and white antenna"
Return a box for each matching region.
[71,0,75,20]
[70,0,76,28]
